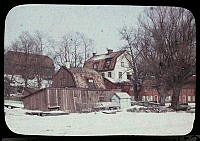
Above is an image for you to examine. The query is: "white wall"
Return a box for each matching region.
[111,94,131,109]
[111,94,120,103]
[120,98,131,109]
[102,52,133,81]
[114,52,133,80]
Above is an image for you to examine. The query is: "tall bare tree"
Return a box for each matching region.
[127,7,196,108]
[119,26,148,101]
[4,31,52,89]
[77,32,94,63]
[53,32,94,69]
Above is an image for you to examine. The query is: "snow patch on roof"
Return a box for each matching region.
[113,92,131,99]
[104,76,131,83]
[92,55,112,60]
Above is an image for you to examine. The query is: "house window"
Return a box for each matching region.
[165,96,171,101]
[183,95,186,103]
[131,96,135,101]
[106,60,111,65]
[192,96,195,101]
[168,96,171,101]
[121,62,124,67]
[142,96,146,101]
[101,72,105,77]
[108,72,112,78]
[154,95,158,102]
[179,96,182,102]
[105,59,112,68]
[188,96,191,101]
[86,78,95,89]
[99,96,105,102]
[146,96,149,101]
[130,86,134,91]
[15,64,21,72]
[148,96,152,101]
[127,72,131,80]
[128,62,132,68]
[93,63,98,69]
[119,72,122,79]
[60,78,66,87]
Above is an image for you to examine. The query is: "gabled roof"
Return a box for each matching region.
[84,50,127,71]
[55,66,106,89]
[66,67,101,75]
[23,87,39,94]
[4,51,54,68]
[112,92,131,99]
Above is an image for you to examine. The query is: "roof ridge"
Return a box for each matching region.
[7,50,51,58]
[92,50,126,57]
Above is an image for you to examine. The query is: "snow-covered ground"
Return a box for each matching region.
[4,100,24,108]
[4,107,195,136]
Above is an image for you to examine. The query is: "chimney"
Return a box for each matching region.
[64,61,70,68]
[107,49,113,54]
[93,53,96,57]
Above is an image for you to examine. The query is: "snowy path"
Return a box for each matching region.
[5,108,195,136]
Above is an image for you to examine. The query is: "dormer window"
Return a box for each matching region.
[127,72,131,80]
[93,63,98,69]
[108,72,112,78]
[86,78,95,89]
[105,58,112,69]
[121,62,124,67]
[60,78,66,87]
[106,60,111,65]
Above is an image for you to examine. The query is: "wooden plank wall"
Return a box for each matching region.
[23,88,120,113]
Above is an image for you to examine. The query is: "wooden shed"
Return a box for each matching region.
[22,87,119,113]
[111,92,131,109]
[52,66,106,89]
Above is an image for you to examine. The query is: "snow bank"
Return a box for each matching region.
[4,100,24,108]
[4,108,195,136]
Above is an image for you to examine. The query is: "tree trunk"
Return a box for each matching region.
[134,84,142,101]
[37,76,42,88]
[171,87,181,110]
[158,88,167,106]
[25,79,28,88]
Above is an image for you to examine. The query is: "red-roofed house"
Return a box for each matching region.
[84,49,133,82]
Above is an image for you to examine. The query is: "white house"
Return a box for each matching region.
[111,92,131,109]
[84,49,133,83]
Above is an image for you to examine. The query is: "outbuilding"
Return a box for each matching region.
[111,92,131,109]
[52,66,106,89]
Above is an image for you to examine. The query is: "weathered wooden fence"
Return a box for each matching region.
[23,88,120,113]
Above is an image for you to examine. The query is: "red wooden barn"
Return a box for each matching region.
[52,66,106,89]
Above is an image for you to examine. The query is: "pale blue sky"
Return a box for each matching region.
[5,5,146,54]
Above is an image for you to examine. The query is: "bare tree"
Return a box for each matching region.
[119,26,148,101]
[77,32,94,63]
[133,7,196,108]
[53,33,73,68]
[53,32,94,68]
[4,31,53,89]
